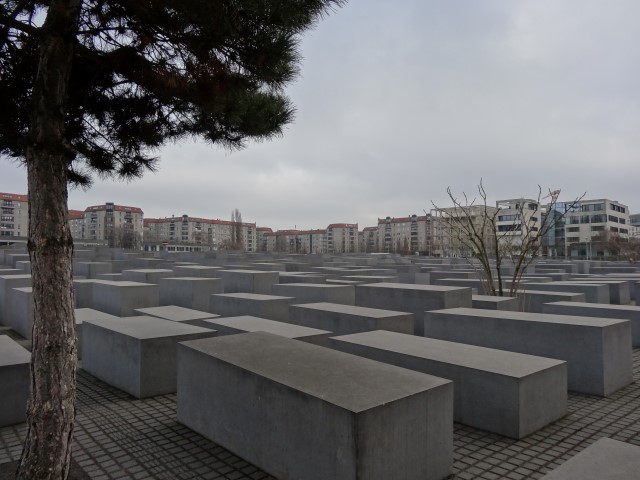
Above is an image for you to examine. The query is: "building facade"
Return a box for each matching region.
[495,198,542,250]
[377,215,430,253]
[0,192,28,238]
[326,223,358,254]
[84,203,144,247]
[144,215,257,251]
[556,199,630,257]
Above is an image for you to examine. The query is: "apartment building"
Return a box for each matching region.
[377,215,430,253]
[256,227,273,252]
[68,210,85,240]
[430,205,499,257]
[326,223,358,254]
[144,215,257,251]
[556,199,630,257]
[84,203,144,247]
[261,229,326,254]
[360,226,379,253]
[495,198,542,249]
[0,192,28,238]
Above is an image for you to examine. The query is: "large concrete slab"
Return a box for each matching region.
[121,269,175,283]
[198,316,332,345]
[7,287,33,339]
[330,330,567,439]
[158,277,223,311]
[472,295,518,311]
[92,281,159,317]
[82,315,217,398]
[217,270,279,294]
[134,305,219,324]
[271,283,355,306]
[0,336,30,427]
[289,302,413,336]
[423,308,632,396]
[520,282,609,304]
[356,283,472,335]
[540,438,640,480]
[543,301,640,346]
[172,265,223,278]
[178,332,453,480]
[209,293,295,322]
[517,290,585,313]
[0,274,31,326]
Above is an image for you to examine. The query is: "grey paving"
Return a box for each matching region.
[1,338,640,479]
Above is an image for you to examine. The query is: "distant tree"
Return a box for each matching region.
[0,1,344,477]
[431,181,584,296]
[596,231,640,263]
[107,225,140,250]
[231,208,243,250]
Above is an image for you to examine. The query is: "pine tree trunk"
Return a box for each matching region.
[15,0,81,478]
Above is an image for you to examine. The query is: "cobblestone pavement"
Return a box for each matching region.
[1,341,639,479]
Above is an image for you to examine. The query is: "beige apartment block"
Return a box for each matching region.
[144,215,257,252]
[559,199,630,257]
[0,192,28,238]
[430,205,499,257]
[377,215,430,254]
[68,209,85,240]
[264,229,327,254]
[360,226,378,253]
[495,198,542,250]
[84,203,144,246]
[326,223,358,254]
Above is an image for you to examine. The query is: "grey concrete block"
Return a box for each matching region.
[540,438,640,480]
[172,265,223,278]
[82,315,217,398]
[277,273,328,284]
[134,305,219,324]
[0,336,30,426]
[7,287,32,339]
[198,316,332,345]
[75,308,120,359]
[356,283,472,335]
[521,282,609,304]
[209,293,295,322]
[91,281,159,317]
[472,295,518,311]
[121,269,175,283]
[73,261,113,279]
[177,332,453,480]
[330,330,567,439]
[271,283,355,305]
[0,274,31,326]
[217,269,279,294]
[289,302,413,336]
[158,277,224,311]
[569,281,631,305]
[517,290,585,313]
[543,301,640,346]
[423,308,632,396]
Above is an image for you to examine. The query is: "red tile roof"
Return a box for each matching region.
[0,192,28,202]
[85,204,143,214]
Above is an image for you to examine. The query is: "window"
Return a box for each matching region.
[498,214,520,222]
[580,215,590,224]
[567,227,579,233]
[608,215,619,223]
[611,227,619,233]
[567,236,580,242]
[591,226,604,232]
[620,228,629,234]
[568,216,580,224]
[590,214,606,223]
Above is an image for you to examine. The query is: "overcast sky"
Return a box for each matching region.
[1,0,638,230]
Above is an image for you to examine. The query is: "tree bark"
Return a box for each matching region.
[16,1,81,479]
